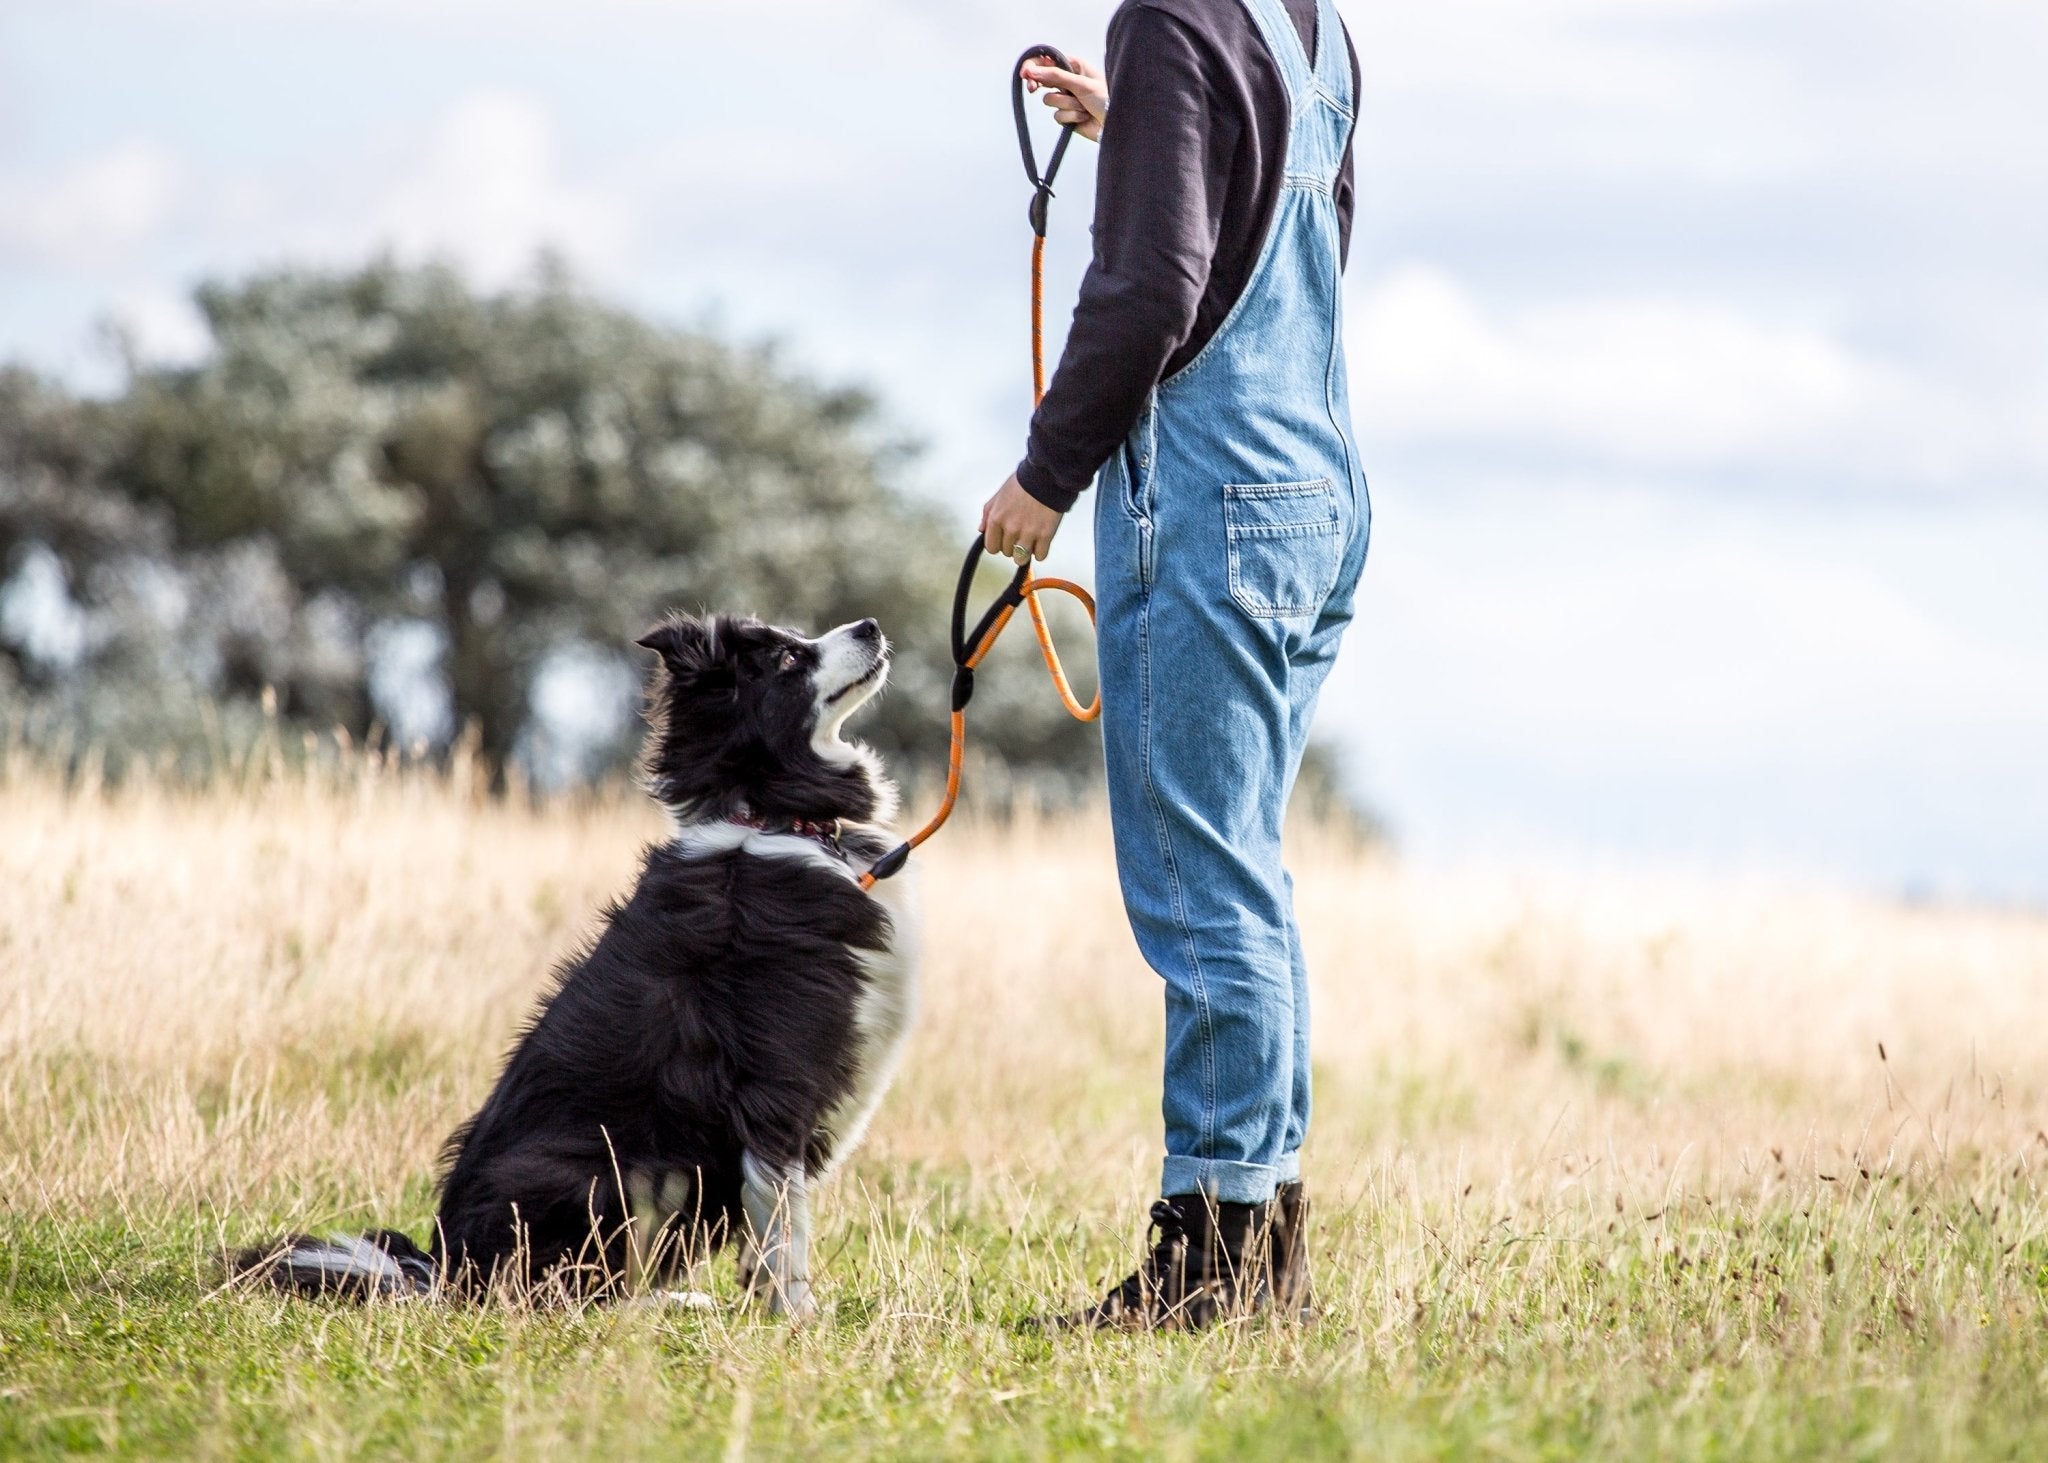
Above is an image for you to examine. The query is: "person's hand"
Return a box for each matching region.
[981,475,1064,564]
[1021,54,1107,143]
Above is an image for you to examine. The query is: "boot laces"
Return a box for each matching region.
[1096,1200,1184,1311]
[1146,1199,1186,1249]
[1139,1199,1191,1291]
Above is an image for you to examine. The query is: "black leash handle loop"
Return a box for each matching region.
[949,535,1029,710]
[1013,43,1078,236]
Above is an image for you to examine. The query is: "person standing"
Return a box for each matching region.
[981,0,1369,1329]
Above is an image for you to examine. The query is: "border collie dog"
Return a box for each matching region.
[238,613,917,1318]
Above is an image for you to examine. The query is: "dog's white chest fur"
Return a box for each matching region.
[667,819,921,1175]
[817,867,920,1170]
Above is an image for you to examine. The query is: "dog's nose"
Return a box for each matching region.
[852,618,881,643]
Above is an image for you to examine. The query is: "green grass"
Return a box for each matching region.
[6,1168,2048,1460]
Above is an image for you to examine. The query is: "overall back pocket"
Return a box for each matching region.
[1223,479,1342,618]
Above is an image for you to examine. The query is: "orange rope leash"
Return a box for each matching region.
[1021,225,1098,724]
[859,48,1096,892]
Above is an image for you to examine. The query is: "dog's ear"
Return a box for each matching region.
[635,616,711,672]
[635,617,734,692]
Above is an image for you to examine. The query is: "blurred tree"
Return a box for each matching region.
[1290,739,1390,847]
[3,260,1100,794]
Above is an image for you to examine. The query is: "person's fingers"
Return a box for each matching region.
[1024,64,1089,96]
[1044,93,1096,122]
[1053,106,1089,127]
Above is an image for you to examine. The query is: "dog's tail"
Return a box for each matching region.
[233,1227,437,1301]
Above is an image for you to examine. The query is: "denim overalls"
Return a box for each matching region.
[1092,0,1370,1206]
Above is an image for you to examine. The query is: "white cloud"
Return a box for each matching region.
[0,143,179,266]
[1347,265,2036,492]
[1352,265,1873,465]
[366,93,633,286]
[109,287,213,366]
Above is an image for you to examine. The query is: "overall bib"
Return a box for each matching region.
[1092,0,1370,1205]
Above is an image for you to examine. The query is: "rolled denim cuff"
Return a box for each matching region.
[1160,1156,1282,1206]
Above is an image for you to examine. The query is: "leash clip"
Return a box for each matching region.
[866,842,911,884]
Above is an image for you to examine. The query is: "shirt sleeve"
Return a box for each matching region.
[1015,7,1234,512]
[1335,26,1358,267]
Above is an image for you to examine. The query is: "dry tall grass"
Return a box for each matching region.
[7,756,2045,1223]
[5,754,2048,1455]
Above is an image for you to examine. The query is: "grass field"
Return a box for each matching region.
[4,754,2048,1459]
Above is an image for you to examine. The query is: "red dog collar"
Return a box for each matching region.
[730,808,845,853]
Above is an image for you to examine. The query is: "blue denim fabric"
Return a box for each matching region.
[1092,0,1370,1206]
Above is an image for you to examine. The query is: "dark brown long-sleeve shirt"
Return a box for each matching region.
[1017,0,1359,511]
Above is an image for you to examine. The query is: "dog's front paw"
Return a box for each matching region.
[749,1274,814,1322]
[770,1284,817,1323]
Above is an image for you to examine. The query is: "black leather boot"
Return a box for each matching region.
[1269,1180,1314,1319]
[1068,1194,1271,1330]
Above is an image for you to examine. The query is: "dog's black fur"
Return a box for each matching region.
[237,613,910,1306]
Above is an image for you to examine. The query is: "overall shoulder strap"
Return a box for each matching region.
[1313,0,1353,112]
[1236,0,1314,103]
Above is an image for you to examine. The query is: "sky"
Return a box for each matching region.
[3,0,2045,901]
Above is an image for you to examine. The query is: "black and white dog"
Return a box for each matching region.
[238,614,918,1318]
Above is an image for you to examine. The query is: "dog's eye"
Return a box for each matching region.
[780,650,800,672]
